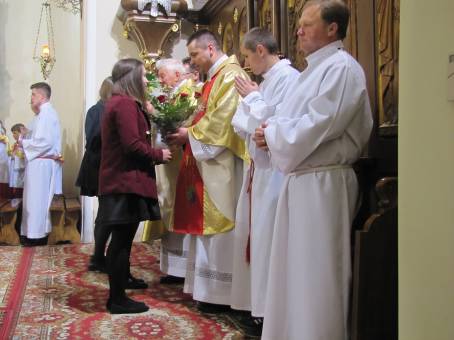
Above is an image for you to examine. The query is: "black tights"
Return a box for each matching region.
[106,222,140,302]
[93,222,111,262]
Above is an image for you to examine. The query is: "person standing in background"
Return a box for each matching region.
[0,120,9,199]
[76,76,113,272]
[8,123,26,198]
[20,82,62,246]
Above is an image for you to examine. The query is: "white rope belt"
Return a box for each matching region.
[289,164,352,176]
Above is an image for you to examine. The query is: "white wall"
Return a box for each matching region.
[80,0,141,242]
[399,1,454,339]
[0,0,82,196]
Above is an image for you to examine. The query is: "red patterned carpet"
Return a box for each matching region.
[0,242,245,339]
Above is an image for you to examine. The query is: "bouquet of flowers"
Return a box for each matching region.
[148,79,200,140]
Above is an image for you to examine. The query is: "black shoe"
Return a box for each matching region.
[229,312,263,338]
[21,236,48,247]
[126,276,148,289]
[87,256,107,273]
[159,275,185,284]
[196,301,231,314]
[107,297,149,314]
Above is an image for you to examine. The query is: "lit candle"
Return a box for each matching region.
[41,44,50,59]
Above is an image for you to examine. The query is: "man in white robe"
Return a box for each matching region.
[20,82,62,244]
[230,27,299,320]
[254,1,373,339]
[154,58,191,282]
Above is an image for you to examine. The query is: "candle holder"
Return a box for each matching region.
[33,1,56,80]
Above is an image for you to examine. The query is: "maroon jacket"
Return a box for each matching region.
[98,94,163,198]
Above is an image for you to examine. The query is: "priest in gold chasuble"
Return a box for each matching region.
[166,29,249,307]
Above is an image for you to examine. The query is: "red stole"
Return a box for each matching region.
[173,70,221,234]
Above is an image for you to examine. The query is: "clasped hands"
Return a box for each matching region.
[234,76,259,97]
[253,123,269,151]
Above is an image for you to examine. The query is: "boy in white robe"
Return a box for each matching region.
[254,1,373,339]
[0,121,9,199]
[230,27,299,326]
[20,82,62,245]
[8,123,26,197]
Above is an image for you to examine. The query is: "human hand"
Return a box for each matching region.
[235,76,259,97]
[145,101,155,114]
[253,123,269,151]
[166,127,188,146]
[162,148,172,162]
[0,136,6,144]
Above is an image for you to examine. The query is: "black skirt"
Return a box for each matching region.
[96,193,161,225]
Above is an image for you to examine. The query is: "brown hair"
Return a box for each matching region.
[111,58,146,103]
[30,82,51,99]
[11,123,25,133]
[186,29,221,51]
[242,27,279,55]
[99,76,113,102]
[305,0,350,40]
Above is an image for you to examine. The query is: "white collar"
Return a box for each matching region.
[263,59,292,80]
[208,54,228,80]
[306,40,344,66]
[39,101,51,113]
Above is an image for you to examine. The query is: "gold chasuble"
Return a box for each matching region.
[173,55,249,235]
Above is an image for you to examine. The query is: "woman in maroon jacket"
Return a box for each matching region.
[97,58,171,314]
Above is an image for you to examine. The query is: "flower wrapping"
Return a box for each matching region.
[148,79,200,139]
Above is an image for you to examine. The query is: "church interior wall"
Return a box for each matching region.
[0,0,82,196]
[399,1,454,339]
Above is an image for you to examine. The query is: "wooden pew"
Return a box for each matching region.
[351,177,397,340]
[0,199,20,245]
[63,197,81,244]
[47,195,66,245]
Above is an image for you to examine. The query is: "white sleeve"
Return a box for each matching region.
[189,133,225,161]
[265,63,370,174]
[231,91,276,136]
[22,111,56,161]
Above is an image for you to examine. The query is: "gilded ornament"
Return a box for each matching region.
[218,22,223,35]
[171,23,179,32]
[233,7,239,23]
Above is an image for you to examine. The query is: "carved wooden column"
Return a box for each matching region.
[119,0,189,68]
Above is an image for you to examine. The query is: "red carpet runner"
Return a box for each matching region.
[0,243,244,339]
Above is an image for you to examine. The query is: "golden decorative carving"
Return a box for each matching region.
[343,0,358,59]
[376,0,399,128]
[119,2,184,60]
[287,0,307,71]
[222,23,234,55]
[233,7,239,23]
[239,7,248,45]
[258,0,273,32]
[171,23,179,32]
[218,21,223,35]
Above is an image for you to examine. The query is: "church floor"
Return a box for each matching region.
[0,241,247,339]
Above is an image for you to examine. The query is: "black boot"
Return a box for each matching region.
[87,255,107,272]
[159,275,185,284]
[196,301,231,314]
[126,273,148,289]
[106,296,149,314]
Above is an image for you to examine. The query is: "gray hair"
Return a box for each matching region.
[156,58,186,74]
[242,27,279,55]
